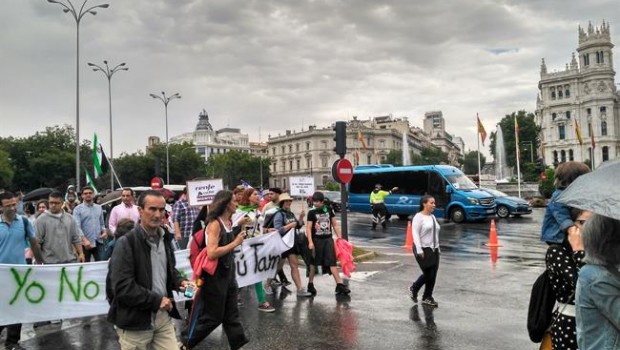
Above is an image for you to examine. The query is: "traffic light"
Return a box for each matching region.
[333,121,346,156]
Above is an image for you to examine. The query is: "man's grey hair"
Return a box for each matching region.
[582,213,620,268]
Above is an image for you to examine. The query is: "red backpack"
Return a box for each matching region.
[189,228,206,267]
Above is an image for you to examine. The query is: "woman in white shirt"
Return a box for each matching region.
[408,195,440,307]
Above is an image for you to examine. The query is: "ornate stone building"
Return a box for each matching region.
[536,21,619,168]
[169,109,250,161]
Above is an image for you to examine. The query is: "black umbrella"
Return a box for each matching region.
[100,190,123,206]
[22,187,55,202]
[556,159,620,220]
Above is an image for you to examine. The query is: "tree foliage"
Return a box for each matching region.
[412,147,449,166]
[462,151,486,175]
[382,150,403,166]
[206,150,271,189]
[0,149,14,189]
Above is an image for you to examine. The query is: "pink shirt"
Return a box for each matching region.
[108,203,140,234]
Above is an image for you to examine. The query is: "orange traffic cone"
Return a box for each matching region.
[403,220,414,252]
[485,219,503,247]
[489,246,499,265]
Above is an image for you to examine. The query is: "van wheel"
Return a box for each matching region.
[496,205,510,218]
[450,207,466,223]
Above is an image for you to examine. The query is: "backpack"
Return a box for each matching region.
[189,228,207,267]
[527,269,556,342]
[262,208,282,230]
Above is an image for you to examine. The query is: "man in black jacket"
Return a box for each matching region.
[108,190,189,350]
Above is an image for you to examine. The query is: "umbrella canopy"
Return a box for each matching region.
[556,160,620,220]
[100,190,123,206]
[23,187,55,202]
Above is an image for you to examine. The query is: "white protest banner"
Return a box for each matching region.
[232,229,295,288]
[186,179,224,206]
[289,176,314,197]
[0,230,294,325]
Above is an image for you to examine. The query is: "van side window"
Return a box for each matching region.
[405,171,428,195]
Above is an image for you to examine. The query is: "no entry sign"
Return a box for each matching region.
[331,158,354,184]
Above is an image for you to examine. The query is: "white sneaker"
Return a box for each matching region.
[296,289,312,297]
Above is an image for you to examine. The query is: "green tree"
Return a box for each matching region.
[539,168,555,198]
[411,147,449,165]
[462,151,486,175]
[0,149,14,189]
[206,150,271,189]
[489,111,540,169]
[382,150,403,166]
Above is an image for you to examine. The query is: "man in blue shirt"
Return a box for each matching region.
[0,191,43,350]
[73,186,107,261]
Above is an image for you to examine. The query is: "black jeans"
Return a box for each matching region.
[412,247,440,299]
[0,323,22,346]
[371,203,388,228]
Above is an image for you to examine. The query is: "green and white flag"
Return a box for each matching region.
[83,166,99,194]
[93,133,109,178]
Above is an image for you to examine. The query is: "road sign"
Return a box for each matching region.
[332,158,354,184]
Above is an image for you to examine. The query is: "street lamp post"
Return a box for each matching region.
[88,60,128,189]
[520,141,534,163]
[47,0,109,191]
[150,92,181,184]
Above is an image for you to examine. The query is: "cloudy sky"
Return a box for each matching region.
[1,0,618,159]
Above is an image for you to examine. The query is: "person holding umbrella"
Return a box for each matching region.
[540,161,590,245]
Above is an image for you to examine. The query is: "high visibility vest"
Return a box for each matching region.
[370,190,390,204]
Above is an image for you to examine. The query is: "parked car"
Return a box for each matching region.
[306,190,342,212]
[480,187,532,218]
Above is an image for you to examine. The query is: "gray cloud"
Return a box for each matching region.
[1,0,617,159]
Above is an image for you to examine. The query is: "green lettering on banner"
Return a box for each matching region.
[59,266,100,302]
[9,268,46,304]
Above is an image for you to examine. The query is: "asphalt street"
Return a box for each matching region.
[5,202,548,350]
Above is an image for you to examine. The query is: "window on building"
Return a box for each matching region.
[379,140,385,148]
[588,123,592,137]
[295,144,299,152]
[558,90,563,98]
[283,178,287,189]
[367,154,372,164]
[583,54,590,66]
[566,111,571,119]
[321,141,327,149]
[281,162,285,172]
[273,161,277,172]
[569,149,574,161]
[551,90,556,99]
[565,87,570,97]
[306,158,311,169]
[603,146,609,161]
[288,145,292,153]
[306,142,310,151]
[272,147,276,155]
[596,51,604,64]
[601,121,607,136]
[296,159,300,170]
[288,161,292,171]
[559,125,566,140]
[552,113,557,120]
[553,151,558,164]
[600,106,607,115]
[561,150,566,163]
[281,146,285,154]
[321,156,328,168]
[322,175,329,186]
[586,108,592,116]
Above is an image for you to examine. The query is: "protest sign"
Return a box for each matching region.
[186,179,223,206]
[289,176,314,197]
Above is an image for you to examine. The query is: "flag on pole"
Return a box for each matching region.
[574,120,584,145]
[82,166,99,194]
[357,130,367,151]
[92,133,109,178]
[477,114,487,146]
[240,179,253,189]
[588,122,596,149]
[514,116,520,159]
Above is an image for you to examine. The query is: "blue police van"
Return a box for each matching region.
[348,164,496,223]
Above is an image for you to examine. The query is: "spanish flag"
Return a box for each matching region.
[574,120,583,145]
[357,130,367,151]
[477,114,487,146]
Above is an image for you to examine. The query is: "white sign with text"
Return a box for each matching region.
[186,179,224,206]
[289,176,315,197]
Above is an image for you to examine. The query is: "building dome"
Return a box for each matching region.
[196,109,213,132]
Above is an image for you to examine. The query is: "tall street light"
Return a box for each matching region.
[150,92,181,184]
[88,60,128,189]
[47,0,109,191]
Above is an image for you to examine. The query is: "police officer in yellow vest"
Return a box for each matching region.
[370,184,398,230]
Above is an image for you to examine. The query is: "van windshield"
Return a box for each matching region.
[445,174,478,190]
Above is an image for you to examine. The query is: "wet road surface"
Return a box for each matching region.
[7,204,547,349]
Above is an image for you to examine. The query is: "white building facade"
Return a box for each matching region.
[536,21,620,168]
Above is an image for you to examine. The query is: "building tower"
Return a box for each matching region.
[536,21,619,168]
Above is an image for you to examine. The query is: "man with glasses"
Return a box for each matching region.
[73,186,107,262]
[35,191,85,264]
[0,191,44,350]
